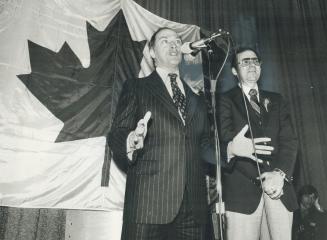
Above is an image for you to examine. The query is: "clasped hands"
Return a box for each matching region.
[229,124,284,199]
[259,171,285,199]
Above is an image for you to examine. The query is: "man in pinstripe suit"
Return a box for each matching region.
[108,27,214,239]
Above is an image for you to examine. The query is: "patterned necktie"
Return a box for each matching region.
[168,73,186,121]
[249,88,261,116]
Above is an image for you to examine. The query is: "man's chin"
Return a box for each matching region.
[243,79,259,85]
[169,59,182,66]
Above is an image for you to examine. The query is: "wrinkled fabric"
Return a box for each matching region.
[0,0,202,210]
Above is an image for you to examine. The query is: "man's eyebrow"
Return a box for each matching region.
[241,57,258,60]
[157,36,168,40]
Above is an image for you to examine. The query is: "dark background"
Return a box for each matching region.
[135,0,327,206]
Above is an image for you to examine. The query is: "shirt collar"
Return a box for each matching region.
[239,83,259,99]
[156,67,179,83]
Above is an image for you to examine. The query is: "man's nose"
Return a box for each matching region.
[248,64,256,70]
[169,41,178,49]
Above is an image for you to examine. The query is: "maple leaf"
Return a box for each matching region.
[18,11,146,142]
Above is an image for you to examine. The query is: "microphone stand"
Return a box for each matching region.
[204,33,231,240]
[207,45,225,240]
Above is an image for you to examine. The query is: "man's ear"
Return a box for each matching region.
[232,67,238,77]
[149,48,156,59]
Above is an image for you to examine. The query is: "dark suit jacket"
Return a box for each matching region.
[108,71,213,224]
[218,86,298,214]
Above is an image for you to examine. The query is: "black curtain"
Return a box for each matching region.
[135,0,327,207]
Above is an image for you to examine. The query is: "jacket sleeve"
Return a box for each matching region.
[217,93,238,169]
[107,78,138,172]
[274,95,298,180]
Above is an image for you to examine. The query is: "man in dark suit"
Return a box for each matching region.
[218,47,298,240]
[108,27,214,240]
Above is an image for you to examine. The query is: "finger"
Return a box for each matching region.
[264,186,278,196]
[270,189,283,199]
[237,124,249,136]
[255,145,274,151]
[136,143,143,150]
[135,118,147,136]
[249,155,263,164]
[259,172,268,180]
[135,138,144,149]
[136,112,152,136]
[143,111,151,124]
[130,131,138,145]
[264,188,274,195]
[255,150,272,155]
[133,137,138,145]
[253,137,271,144]
[133,135,144,146]
[274,189,284,199]
[135,127,145,137]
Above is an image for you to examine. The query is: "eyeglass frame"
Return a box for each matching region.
[237,57,262,67]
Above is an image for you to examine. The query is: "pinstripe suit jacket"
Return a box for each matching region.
[218,87,298,214]
[108,71,213,224]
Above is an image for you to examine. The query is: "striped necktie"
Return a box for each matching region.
[168,73,186,121]
[249,88,261,116]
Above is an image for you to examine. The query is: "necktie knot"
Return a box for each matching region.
[249,88,258,97]
[168,73,177,82]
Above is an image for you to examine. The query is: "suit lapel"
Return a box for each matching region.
[259,90,270,128]
[183,82,198,125]
[144,71,181,121]
[232,87,261,125]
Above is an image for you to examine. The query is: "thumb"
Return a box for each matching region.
[143,111,151,124]
[135,111,152,137]
[259,172,268,180]
[249,155,263,164]
[238,124,249,137]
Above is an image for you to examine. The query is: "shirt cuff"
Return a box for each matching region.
[227,141,235,163]
[273,168,292,183]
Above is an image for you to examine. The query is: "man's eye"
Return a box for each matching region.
[161,39,168,44]
[175,39,182,45]
[242,59,250,64]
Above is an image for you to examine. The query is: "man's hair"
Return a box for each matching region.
[298,184,319,201]
[231,47,261,69]
[148,27,175,50]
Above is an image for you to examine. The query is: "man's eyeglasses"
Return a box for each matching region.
[238,58,261,67]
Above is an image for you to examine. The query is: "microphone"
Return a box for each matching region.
[181,29,229,55]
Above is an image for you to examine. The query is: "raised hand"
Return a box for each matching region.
[229,124,274,163]
[129,111,152,150]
